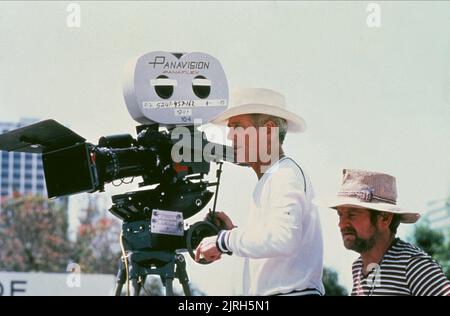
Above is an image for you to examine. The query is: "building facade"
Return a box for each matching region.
[426,199,450,232]
[0,119,47,203]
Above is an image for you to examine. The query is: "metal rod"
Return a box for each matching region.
[211,162,223,213]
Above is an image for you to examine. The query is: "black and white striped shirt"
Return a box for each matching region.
[351,238,450,296]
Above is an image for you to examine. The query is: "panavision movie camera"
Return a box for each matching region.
[0,51,233,295]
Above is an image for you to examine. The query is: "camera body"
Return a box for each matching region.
[42,124,213,199]
[0,51,230,261]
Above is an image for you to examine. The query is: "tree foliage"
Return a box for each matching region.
[0,196,71,272]
[410,223,450,279]
[0,195,121,274]
[0,195,203,295]
[323,266,348,296]
[70,197,121,274]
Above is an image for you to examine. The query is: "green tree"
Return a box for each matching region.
[323,267,348,296]
[409,223,450,279]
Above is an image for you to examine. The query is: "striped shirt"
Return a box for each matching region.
[351,238,450,296]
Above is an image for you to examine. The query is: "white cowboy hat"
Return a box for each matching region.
[210,88,306,133]
[314,169,421,224]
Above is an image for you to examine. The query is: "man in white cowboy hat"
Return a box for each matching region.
[317,169,450,296]
[194,88,324,296]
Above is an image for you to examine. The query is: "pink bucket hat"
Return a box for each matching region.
[315,169,421,223]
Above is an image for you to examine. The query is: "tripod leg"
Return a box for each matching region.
[180,280,192,296]
[175,254,192,296]
[135,276,147,296]
[114,280,124,296]
[165,278,174,296]
[130,278,141,296]
[114,258,126,296]
[135,277,145,296]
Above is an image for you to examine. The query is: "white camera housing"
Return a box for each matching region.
[123,51,229,126]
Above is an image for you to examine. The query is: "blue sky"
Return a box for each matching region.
[1,1,449,294]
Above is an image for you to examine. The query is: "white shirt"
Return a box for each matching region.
[226,157,324,295]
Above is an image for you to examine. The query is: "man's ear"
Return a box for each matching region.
[264,120,277,135]
[379,212,393,229]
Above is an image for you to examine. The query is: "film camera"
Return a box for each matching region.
[0,51,233,295]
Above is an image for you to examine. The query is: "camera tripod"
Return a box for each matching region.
[111,163,225,296]
[114,250,192,296]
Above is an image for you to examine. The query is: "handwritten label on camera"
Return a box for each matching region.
[142,99,226,109]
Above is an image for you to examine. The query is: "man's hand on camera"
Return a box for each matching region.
[206,211,236,230]
[195,236,222,263]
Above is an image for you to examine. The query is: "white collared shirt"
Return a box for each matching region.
[226,157,324,295]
